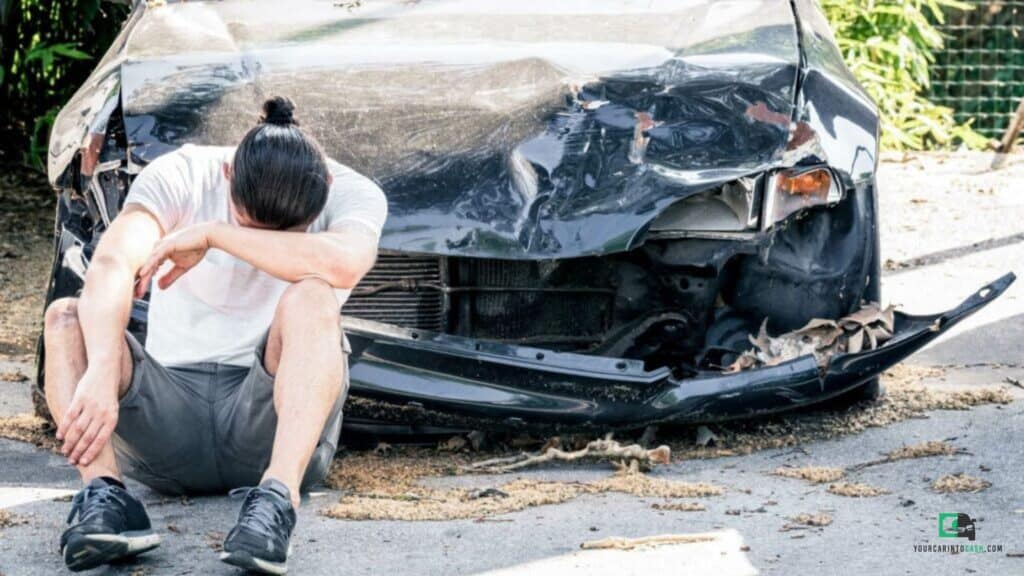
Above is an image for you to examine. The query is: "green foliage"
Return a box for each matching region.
[822,0,988,150]
[0,0,128,170]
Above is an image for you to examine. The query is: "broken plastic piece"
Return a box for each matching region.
[728,302,896,371]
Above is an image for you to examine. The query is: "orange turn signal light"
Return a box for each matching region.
[777,169,831,197]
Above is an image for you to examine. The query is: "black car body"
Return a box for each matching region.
[42,0,1013,433]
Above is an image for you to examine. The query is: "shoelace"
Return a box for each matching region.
[66,484,127,525]
[228,486,290,539]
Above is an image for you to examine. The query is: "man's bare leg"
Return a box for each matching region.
[43,297,133,482]
[259,279,346,507]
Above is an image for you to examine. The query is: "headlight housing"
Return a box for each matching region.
[648,177,759,235]
[762,167,842,229]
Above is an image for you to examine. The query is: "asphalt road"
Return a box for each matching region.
[1,151,1022,575]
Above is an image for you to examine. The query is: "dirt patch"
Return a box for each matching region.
[652,501,706,512]
[324,435,727,521]
[592,474,722,498]
[0,369,28,382]
[849,440,964,472]
[0,509,28,530]
[0,413,57,451]
[324,478,588,521]
[886,441,959,461]
[0,169,54,359]
[827,482,889,497]
[325,447,470,496]
[771,466,845,484]
[580,534,715,550]
[323,473,723,521]
[783,513,833,530]
[931,473,991,494]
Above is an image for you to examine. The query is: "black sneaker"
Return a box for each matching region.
[60,478,160,571]
[220,479,297,575]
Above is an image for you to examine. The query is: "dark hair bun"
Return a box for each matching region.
[261,96,298,126]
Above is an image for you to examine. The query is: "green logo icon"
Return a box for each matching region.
[938,512,976,541]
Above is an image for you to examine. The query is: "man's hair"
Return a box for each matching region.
[230,96,330,229]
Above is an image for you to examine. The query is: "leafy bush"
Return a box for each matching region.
[0,0,128,169]
[821,0,989,150]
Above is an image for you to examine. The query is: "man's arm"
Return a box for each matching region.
[138,221,379,292]
[59,205,164,465]
[215,222,378,288]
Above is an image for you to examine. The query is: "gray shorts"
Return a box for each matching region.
[112,332,348,495]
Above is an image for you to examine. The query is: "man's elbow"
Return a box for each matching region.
[321,262,364,290]
[86,253,135,281]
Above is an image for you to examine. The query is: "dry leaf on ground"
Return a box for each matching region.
[827,482,889,497]
[931,474,990,493]
[771,466,845,484]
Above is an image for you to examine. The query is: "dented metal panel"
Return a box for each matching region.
[51,0,827,258]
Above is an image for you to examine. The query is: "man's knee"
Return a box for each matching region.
[275,279,340,328]
[44,297,80,336]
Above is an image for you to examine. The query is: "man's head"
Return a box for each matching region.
[226,96,331,230]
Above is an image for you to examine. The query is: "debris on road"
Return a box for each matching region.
[324,451,722,522]
[728,303,895,371]
[849,440,963,471]
[771,466,845,484]
[651,502,707,512]
[827,482,889,497]
[0,510,27,530]
[781,513,833,531]
[671,365,1012,461]
[0,413,56,451]
[580,534,716,551]
[204,530,225,552]
[0,370,27,382]
[439,435,468,452]
[322,473,723,522]
[463,437,671,474]
[885,440,962,461]
[931,473,991,493]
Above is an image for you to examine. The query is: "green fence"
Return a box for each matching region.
[929,0,1024,139]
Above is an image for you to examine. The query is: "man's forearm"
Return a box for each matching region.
[78,255,136,372]
[208,223,369,289]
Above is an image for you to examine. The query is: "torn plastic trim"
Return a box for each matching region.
[342,316,665,385]
[342,273,1015,429]
[87,160,123,227]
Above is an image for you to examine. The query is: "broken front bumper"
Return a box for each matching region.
[342,274,1015,432]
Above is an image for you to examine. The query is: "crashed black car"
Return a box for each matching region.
[41,0,1013,434]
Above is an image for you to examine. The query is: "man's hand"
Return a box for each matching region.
[57,367,121,466]
[135,222,219,298]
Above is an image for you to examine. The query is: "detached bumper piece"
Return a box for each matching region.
[342,274,1014,432]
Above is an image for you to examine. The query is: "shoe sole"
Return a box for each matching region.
[219,545,291,575]
[63,530,161,572]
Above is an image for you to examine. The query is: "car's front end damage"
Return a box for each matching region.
[42,0,1014,433]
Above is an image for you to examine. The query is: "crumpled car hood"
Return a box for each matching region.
[99,0,802,258]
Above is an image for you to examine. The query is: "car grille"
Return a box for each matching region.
[342,253,447,331]
[344,252,615,346]
[450,259,614,345]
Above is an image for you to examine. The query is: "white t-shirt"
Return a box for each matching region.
[124,144,388,367]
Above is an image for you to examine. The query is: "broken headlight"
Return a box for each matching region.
[648,177,759,234]
[762,167,842,229]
